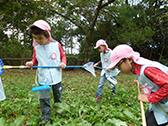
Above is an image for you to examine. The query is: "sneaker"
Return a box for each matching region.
[95,96,100,101]
[111,92,116,96]
[111,90,116,94]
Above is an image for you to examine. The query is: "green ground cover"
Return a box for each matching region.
[0,69,148,126]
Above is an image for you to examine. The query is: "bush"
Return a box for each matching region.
[0,40,33,65]
[66,55,79,66]
[65,54,84,70]
[160,59,168,66]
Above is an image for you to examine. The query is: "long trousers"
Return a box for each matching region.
[145,108,168,126]
[39,82,63,122]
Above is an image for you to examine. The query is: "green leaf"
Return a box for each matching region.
[78,105,88,116]
[106,118,127,126]
[53,102,71,114]
[14,116,25,126]
[90,105,99,111]
[78,119,92,126]
[0,117,6,126]
[123,109,135,119]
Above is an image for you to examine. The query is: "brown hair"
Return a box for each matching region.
[29,26,49,38]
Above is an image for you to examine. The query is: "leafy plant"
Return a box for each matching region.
[0,69,147,125]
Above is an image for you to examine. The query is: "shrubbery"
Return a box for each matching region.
[0,40,33,65]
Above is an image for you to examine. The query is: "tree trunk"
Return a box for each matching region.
[149,41,153,59]
[142,7,153,60]
[48,0,116,62]
[85,38,90,62]
[126,0,128,4]
[85,31,92,62]
[158,22,165,62]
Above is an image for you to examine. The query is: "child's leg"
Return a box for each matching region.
[39,98,51,122]
[145,108,168,126]
[96,74,106,97]
[111,84,116,94]
[52,82,63,103]
[145,108,157,126]
[107,76,117,94]
[38,86,51,122]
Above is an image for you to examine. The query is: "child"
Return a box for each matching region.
[106,44,168,126]
[0,77,6,101]
[93,39,120,101]
[26,20,66,123]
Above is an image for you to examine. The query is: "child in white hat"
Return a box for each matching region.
[93,39,120,101]
[106,44,168,126]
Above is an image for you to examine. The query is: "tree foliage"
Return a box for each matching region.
[0,0,168,63]
[90,0,168,62]
[45,0,116,62]
[0,0,55,58]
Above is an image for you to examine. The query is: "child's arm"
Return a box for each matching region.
[144,67,168,104]
[58,43,66,69]
[26,48,38,68]
[134,78,150,103]
[134,78,138,85]
[138,94,149,103]
[93,61,101,67]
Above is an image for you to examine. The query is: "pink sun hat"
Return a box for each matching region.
[29,20,55,47]
[94,39,111,52]
[107,44,153,69]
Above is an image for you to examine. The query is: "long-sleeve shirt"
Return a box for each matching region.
[133,64,168,104]
[31,42,66,66]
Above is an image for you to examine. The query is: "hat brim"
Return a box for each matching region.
[107,61,119,69]
[94,45,100,49]
[29,24,45,31]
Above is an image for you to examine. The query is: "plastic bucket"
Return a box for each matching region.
[33,89,50,99]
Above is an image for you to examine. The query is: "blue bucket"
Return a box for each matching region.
[31,81,51,99]
[31,85,51,92]
[31,81,51,92]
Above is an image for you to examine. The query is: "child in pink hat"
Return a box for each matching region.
[93,39,120,101]
[106,44,168,126]
[26,20,66,124]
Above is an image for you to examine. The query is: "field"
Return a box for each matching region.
[0,69,148,126]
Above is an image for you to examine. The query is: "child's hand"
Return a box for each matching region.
[138,94,149,103]
[93,63,98,67]
[59,62,66,69]
[134,78,138,85]
[105,68,109,71]
[26,61,33,68]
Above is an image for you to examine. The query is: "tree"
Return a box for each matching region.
[0,0,55,47]
[102,0,167,61]
[101,3,155,59]
[44,0,116,62]
[0,0,56,58]
[1,0,167,63]
[137,0,168,61]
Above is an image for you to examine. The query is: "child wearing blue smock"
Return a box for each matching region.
[26,20,66,124]
[93,39,120,101]
[0,77,6,101]
[106,44,168,126]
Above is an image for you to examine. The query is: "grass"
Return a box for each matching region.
[0,69,148,126]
